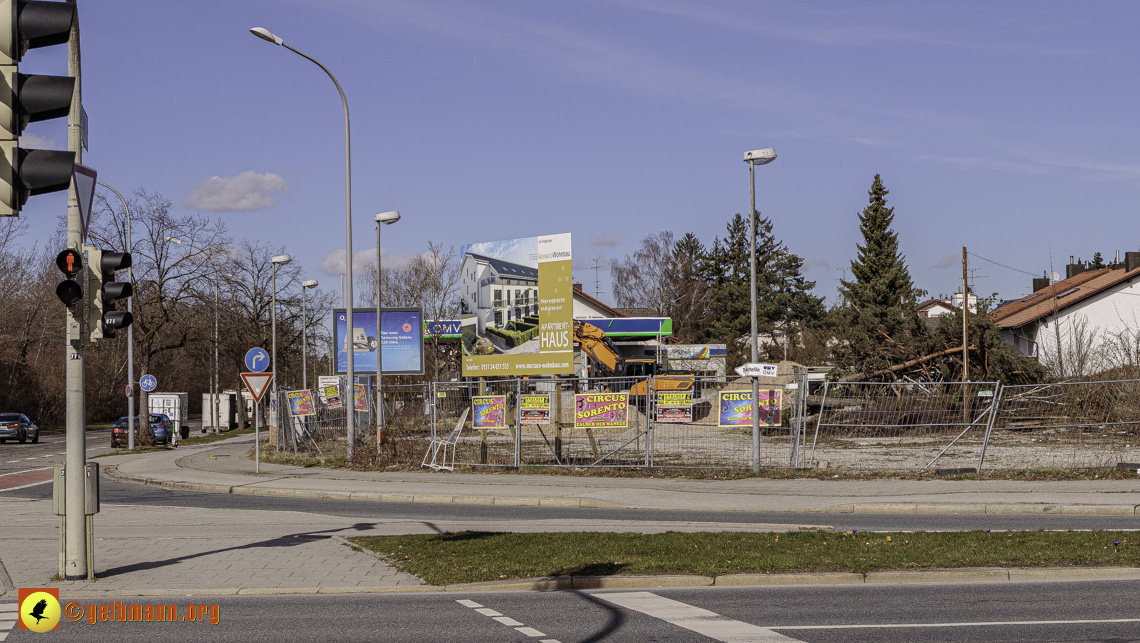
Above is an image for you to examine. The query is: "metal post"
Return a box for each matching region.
[96,182,134,448]
[271,261,278,449]
[302,285,309,390]
[64,11,88,580]
[213,273,220,434]
[376,221,382,447]
[749,161,760,472]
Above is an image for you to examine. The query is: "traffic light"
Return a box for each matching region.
[86,247,132,340]
[54,246,80,305]
[0,0,76,216]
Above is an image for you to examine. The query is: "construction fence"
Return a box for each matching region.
[268,375,1140,472]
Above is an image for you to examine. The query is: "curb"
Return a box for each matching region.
[37,567,1140,598]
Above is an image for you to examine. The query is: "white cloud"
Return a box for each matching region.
[594,234,621,247]
[931,253,960,269]
[18,132,58,150]
[801,257,829,272]
[184,171,290,212]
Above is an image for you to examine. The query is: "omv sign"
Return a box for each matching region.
[425,320,461,338]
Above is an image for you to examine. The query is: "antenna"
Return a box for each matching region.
[591,258,608,300]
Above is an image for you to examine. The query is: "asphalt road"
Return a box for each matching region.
[6,475,1140,533]
[4,580,1140,642]
[0,429,117,476]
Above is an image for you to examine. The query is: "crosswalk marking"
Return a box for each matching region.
[456,599,561,643]
[596,591,800,642]
[0,602,16,641]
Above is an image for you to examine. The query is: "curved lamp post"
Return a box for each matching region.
[251,26,359,460]
[744,147,776,472]
[167,236,223,436]
[98,181,136,448]
[374,210,400,446]
[301,279,319,390]
[271,253,291,448]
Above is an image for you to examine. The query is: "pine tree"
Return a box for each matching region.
[667,232,713,344]
[836,174,924,373]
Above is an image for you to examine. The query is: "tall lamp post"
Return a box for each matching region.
[374,210,401,446]
[167,237,223,435]
[271,254,292,444]
[251,26,359,460]
[97,182,136,448]
[301,279,319,390]
[744,148,776,472]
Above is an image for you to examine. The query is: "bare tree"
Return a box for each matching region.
[611,231,674,314]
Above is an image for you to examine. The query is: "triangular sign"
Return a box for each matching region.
[241,372,274,404]
[72,164,97,244]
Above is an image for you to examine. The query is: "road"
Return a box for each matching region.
[0,429,117,489]
[3,581,1139,642]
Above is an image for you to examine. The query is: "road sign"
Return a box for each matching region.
[73,164,97,244]
[125,385,132,398]
[241,372,274,404]
[735,363,778,378]
[245,347,270,372]
[139,374,158,392]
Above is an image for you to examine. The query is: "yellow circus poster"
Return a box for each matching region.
[574,392,628,429]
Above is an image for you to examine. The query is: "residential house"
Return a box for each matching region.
[459,253,539,334]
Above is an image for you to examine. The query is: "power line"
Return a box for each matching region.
[967,252,1040,278]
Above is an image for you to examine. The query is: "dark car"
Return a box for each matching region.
[0,413,38,444]
[111,413,172,448]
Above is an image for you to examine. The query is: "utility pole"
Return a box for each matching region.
[962,246,969,425]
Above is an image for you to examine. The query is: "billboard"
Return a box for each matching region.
[460,233,574,376]
[334,307,424,375]
[717,390,782,427]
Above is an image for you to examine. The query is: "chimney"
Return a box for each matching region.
[573,282,583,291]
[1126,251,1140,273]
[1032,277,1050,292]
[1065,259,1084,279]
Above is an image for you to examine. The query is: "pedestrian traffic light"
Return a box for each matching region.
[0,0,77,216]
[86,247,132,340]
[54,246,81,306]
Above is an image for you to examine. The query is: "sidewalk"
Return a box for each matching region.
[1,434,1139,598]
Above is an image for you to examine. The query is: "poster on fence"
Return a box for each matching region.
[718,390,781,427]
[318,375,343,409]
[286,390,316,417]
[656,391,693,423]
[472,395,508,429]
[520,394,551,424]
[354,384,369,412]
[574,392,628,429]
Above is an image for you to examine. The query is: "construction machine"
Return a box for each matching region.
[573,320,699,409]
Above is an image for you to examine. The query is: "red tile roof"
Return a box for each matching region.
[989,267,1140,329]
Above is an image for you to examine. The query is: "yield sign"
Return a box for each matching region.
[241,372,274,404]
[72,164,97,244]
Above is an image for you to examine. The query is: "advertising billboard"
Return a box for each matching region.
[717,390,782,427]
[460,233,574,376]
[334,307,424,375]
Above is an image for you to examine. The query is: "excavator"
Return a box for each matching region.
[573,320,699,409]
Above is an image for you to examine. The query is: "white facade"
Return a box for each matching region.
[460,254,539,334]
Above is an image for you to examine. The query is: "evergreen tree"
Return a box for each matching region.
[667,232,713,344]
[836,174,925,373]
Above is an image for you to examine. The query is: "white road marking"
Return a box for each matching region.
[0,602,14,642]
[456,599,559,643]
[775,617,1140,630]
[596,591,800,642]
[0,479,52,492]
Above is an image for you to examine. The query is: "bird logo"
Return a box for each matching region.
[18,588,60,632]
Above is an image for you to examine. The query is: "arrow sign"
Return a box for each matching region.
[735,362,778,378]
[241,372,274,404]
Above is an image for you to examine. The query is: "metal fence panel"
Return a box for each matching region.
[811,381,999,471]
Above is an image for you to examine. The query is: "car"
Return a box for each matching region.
[110,413,172,448]
[473,337,496,355]
[0,413,38,444]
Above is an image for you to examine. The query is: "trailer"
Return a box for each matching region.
[201,390,248,432]
[148,392,189,438]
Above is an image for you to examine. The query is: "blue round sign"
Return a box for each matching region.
[245,347,270,373]
[139,374,158,392]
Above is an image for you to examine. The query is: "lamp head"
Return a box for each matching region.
[743,148,777,165]
[375,210,401,225]
[166,236,183,244]
[249,27,283,46]
[302,280,319,289]
[271,254,292,265]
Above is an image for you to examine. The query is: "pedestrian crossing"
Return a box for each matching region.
[0,602,16,641]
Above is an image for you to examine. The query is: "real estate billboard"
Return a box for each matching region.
[460,233,574,376]
[334,307,425,375]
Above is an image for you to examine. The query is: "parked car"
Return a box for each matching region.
[0,413,38,444]
[110,413,172,448]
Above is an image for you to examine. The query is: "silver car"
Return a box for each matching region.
[0,413,39,444]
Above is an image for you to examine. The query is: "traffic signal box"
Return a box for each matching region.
[86,247,132,340]
[54,246,80,306]
[0,0,77,216]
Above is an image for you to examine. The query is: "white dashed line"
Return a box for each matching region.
[456,599,560,643]
[596,591,800,642]
[0,601,15,641]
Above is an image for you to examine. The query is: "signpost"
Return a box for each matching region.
[241,372,274,473]
[735,362,778,378]
[245,347,270,373]
[139,374,158,393]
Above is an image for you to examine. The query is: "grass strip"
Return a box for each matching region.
[349,530,1138,586]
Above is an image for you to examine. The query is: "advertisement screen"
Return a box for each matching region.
[460,233,574,376]
[334,307,424,375]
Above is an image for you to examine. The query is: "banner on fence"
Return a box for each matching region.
[718,390,781,427]
[318,375,342,409]
[354,384,368,412]
[520,394,551,424]
[472,395,508,429]
[656,391,693,423]
[286,390,316,417]
[574,392,628,428]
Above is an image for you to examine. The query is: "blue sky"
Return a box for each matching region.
[17,1,1140,307]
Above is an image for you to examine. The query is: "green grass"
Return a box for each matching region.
[348,530,1138,585]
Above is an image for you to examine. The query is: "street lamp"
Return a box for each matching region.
[744,147,776,472]
[271,253,291,447]
[251,26,360,461]
[98,181,136,449]
[301,279,319,390]
[167,236,223,436]
[374,210,401,446]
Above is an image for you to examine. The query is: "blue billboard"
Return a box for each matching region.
[334,307,424,375]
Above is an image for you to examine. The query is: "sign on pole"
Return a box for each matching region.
[72,164,97,244]
[139,374,158,392]
[735,362,778,378]
[241,372,274,404]
[244,347,270,373]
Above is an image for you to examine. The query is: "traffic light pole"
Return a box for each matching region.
[64,6,89,580]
